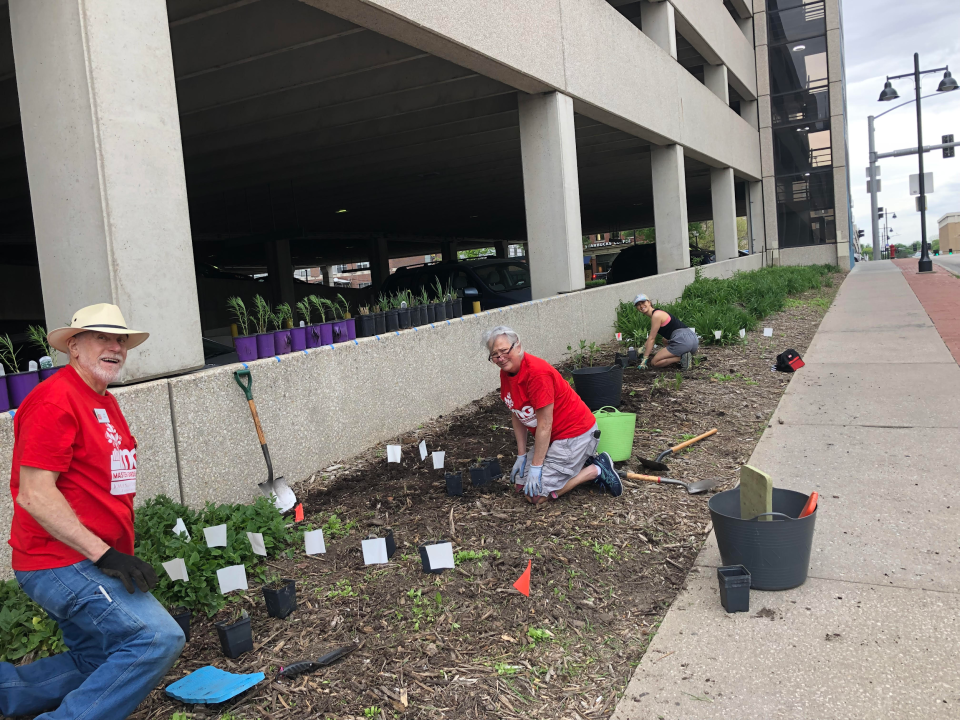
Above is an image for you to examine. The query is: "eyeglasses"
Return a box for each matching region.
[488,341,517,362]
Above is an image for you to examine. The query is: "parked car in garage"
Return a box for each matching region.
[606,245,748,284]
[379,258,532,310]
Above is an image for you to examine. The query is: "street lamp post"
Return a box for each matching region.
[879,55,957,272]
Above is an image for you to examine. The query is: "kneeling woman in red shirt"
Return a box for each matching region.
[483,326,622,504]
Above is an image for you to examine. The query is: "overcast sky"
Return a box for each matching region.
[842,0,960,249]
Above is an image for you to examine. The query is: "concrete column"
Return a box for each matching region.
[10,0,202,382]
[748,180,765,255]
[740,99,759,131]
[441,241,460,263]
[494,241,509,259]
[650,144,690,273]
[367,237,389,291]
[710,167,739,261]
[322,265,335,287]
[640,1,678,59]
[518,91,585,299]
[704,64,729,104]
[265,239,296,310]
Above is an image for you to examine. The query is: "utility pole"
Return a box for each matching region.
[913,54,932,272]
[868,116,880,261]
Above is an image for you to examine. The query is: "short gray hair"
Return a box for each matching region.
[482,325,519,351]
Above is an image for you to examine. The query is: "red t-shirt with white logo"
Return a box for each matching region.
[9,364,137,571]
[500,353,596,443]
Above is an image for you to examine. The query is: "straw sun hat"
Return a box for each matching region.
[47,303,150,353]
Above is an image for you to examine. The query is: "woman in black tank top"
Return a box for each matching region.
[633,295,699,370]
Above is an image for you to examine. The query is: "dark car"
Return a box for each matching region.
[606,245,748,284]
[379,258,532,310]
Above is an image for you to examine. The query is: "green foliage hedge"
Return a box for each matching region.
[615,264,837,346]
[0,580,65,662]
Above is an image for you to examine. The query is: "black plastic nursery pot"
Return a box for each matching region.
[484,458,502,480]
[470,466,491,490]
[385,309,400,332]
[452,298,463,318]
[374,312,386,335]
[170,607,191,642]
[359,315,375,338]
[444,300,454,319]
[571,365,624,411]
[215,615,253,659]
[425,304,436,323]
[262,579,298,619]
[384,529,397,559]
[409,305,422,326]
[709,487,817,591]
[434,302,446,321]
[445,472,463,496]
[717,566,751,613]
[398,307,411,329]
[419,542,447,574]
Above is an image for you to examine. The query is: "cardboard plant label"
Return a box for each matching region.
[714,330,722,340]
[304,529,326,556]
[763,327,773,337]
[162,558,189,583]
[387,445,401,463]
[424,542,455,570]
[739,329,746,339]
[246,532,267,557]
[216,565,248,594]
[419,440,428,461]
[172,518,191,540]
[362,537,389,565]
[432,451,445,469]
[203,524,227,548]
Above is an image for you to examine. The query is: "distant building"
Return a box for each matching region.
[939,213,960,254]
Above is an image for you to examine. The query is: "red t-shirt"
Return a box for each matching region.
[9,365,137,571]
[500,353,596,443]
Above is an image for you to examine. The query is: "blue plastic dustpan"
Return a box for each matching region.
[166,665,264,704]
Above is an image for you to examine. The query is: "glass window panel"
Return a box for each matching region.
[773,121,832,175]
[769,37,828,95]
[766,0,820,10]
[768,2,826,44]
[776,173,835,247]
[771,88,830,127]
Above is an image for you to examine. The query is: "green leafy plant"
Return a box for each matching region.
[0,580,66,663]
[26,325,57,365]
[327,579,358,599]
[432,277,446,303]
[419,288,430,306]
[495,662,519,676]
[363,706,381,718]
[674,372,683,391]
[273,302,293,331]
[566,340,599,370]
[336,293,351,319]
[251,295,272,335]
[296,298,312,326]
[0,335,21,374]
[322,513,357,540]
[308,295,328,323]
[406,588,443,631]
[444,280,458,301]
[526,627,555,647]
[453,549,500,566]
[226,297,251,337]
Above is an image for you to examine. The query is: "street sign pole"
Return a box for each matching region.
[915,54,933,272]
[868,115,880,262]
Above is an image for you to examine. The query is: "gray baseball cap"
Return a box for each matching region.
[633,294,649,305]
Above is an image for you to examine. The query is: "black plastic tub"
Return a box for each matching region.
[215,615,253,658]
[717,565,751,613]
[709,487,817,591]
[262,579,297,619]
[571,365,623,411]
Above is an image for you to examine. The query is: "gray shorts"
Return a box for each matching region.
[666,327,698,356]
[523,423,600,496]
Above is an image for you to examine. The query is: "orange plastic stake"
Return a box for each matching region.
[513,560,531,597]
[294,504,304,523]
[799,492,818,519]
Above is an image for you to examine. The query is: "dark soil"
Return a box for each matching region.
[131,274,843,720]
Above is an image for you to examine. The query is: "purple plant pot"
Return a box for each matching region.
[256,332,276,359]
[332,320,348,344]
[7,371,39,408]
[235,336,258,362]
[39,367,61,381]
[273,329,292,355]
[319,322,334,346]
[345,318,356,341]
[0,376,9,412]
[291,327,307,352]
[306,325,323,349]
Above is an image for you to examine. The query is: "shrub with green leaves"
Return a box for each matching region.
[0,580,66,663]
[134,495,291,617]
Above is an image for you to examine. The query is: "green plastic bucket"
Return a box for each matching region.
[593,406,637,462]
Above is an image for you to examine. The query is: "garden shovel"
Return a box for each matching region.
[617,470,718,495]
[638,428,718,471]
[233,369,297,514]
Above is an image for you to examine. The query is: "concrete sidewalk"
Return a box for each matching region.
[611,261,960,720]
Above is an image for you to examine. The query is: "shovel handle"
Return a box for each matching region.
[234,369,254,401]
[248,400,267,446]
[626,472,666,483]
[670,428,717,453]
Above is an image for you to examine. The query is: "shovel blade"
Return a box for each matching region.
[685,478,719,494]
[638,457,669,472]
[259,477,297,514]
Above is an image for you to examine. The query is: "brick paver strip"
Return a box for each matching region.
[893,258,960,364]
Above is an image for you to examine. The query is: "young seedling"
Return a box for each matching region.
[308,295,327,323]
[0,334,21,374]
[26,325,58,366]
[295,298,312,326]
[251,295,272,335]
[227,297,252,336]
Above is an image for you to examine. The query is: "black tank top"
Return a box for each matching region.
[655,310,688,340]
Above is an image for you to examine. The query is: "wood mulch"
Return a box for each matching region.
[130,272,844,720]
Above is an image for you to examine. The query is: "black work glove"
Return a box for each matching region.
[95,547,159,594]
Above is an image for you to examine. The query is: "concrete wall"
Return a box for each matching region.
[780,245,838,267]
[1,254,762,577]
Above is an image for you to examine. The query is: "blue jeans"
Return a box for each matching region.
[0,560,185,719]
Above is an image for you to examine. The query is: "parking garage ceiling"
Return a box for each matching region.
[0,0,733,271]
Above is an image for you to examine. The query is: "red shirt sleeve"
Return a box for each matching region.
[17,401,77,473]
[525,370,556,411]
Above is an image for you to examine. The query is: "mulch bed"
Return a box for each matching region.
[131,273,844,720]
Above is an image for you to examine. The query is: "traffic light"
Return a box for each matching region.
[877,206,884,219]
[944,135,955,159]
[856,229,865,240]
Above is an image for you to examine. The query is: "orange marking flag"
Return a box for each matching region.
[513,560,531,597]
[294,504,304,523]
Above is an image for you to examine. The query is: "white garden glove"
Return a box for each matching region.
[510,455,527,485]
[639,357,649,370]
[524,465,544,498]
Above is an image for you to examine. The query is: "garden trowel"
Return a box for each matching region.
[233,369,297,513]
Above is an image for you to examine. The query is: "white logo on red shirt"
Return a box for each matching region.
[105,422,136,495]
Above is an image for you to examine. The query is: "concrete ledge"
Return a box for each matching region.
[780,244,838,267]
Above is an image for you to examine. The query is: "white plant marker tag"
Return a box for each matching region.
[172,518,190,540]
[419,441,427,461]
[246,532,267,557]
[304,528,326,555]
[616,332,622,342]
[432,451,445,469]
[425,542,455,570]
[690,328,696,336]
[714,330,722,340]
[362,537,389,565]
[739,328,746,339]
[203,524,227,548]
[763,327,773,337]
[216,565,248,594]
[162,558,189,583]
[387,445,401,463]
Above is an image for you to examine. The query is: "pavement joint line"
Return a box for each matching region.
[692,565,960,596]
[773,422,960,429]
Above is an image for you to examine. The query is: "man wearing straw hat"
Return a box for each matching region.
[0,304,185,719]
